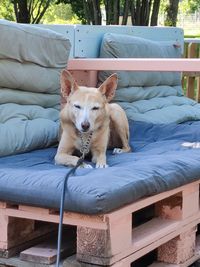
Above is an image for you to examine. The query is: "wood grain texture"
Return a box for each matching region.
[77,227,108,258]
[158,227,197,264]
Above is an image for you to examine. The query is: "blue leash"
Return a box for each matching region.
[56,158,84,267]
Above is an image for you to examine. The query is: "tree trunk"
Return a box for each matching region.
[12,0,52,24]
[104,0,120,25]
[13,0,30,23]
[150,0,161,26]
[83,1,92,24]
[146,0,152,25]
[164,0,179,27]
[122,0,130,25]
[113,0,120,24]
[104,0,111,25]
[88,1,95,24]
[130,1,136,25]
[92,0,102,25]
[130,0,153,26]
[140,0,151,25]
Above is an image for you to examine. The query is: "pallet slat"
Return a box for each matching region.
[20,236,75,264]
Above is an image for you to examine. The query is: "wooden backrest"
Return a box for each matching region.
[73,25,184,58]
[36,24,184,59]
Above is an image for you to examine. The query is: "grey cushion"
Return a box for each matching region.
[0,19,71,68]
[0,20,71,157]
[98,33,190,124]
[98,33,182,88]
[0,60,61,94]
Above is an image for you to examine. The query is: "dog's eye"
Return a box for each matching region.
[92,106,99,111]
[74,104,81,109]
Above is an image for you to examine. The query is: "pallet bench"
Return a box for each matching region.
[1,25,200,267]
[0,180,200,266]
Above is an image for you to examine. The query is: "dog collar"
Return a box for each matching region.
[79,131,93,159]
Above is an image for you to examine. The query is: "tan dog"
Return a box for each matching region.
[55,70,131,168]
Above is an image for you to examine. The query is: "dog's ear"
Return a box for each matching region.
[98,73,118,102]
[60,70,79,98]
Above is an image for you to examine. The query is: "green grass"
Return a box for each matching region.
[183,29,200,38]
[185,35,200,38]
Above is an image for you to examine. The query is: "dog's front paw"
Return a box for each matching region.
[54,154,79,167]
[113,148,123,154]
[96,163,108,168]
[79,163,93,169]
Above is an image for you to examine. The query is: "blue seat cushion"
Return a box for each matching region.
[0,120,200,214]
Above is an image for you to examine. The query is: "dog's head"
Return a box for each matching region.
[61,70,118,133]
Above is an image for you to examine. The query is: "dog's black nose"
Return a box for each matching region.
[81,121,90,132]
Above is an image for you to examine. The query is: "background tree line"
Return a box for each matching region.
[0,0,200,27]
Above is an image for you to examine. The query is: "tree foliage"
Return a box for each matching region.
[43,3,77,24]
[56,0,102,24]
[0,0,15,20]
[179,0,200,14]
[57,0,162,26]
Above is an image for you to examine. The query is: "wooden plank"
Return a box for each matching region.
[2,208,107,230]
[0,202,18,209]
[19,205,51,214]
[20,234,75,264]
[106,181,200,223]
[182,184,199,219]
[132,218,179,250]
[0,231,56,259]
[186,43,197,99]
[0,256,64,267]
[186,77,195,99]
[68,58,200,72]
[196,76,200,102]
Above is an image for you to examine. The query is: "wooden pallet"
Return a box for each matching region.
[0,180,200,266]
